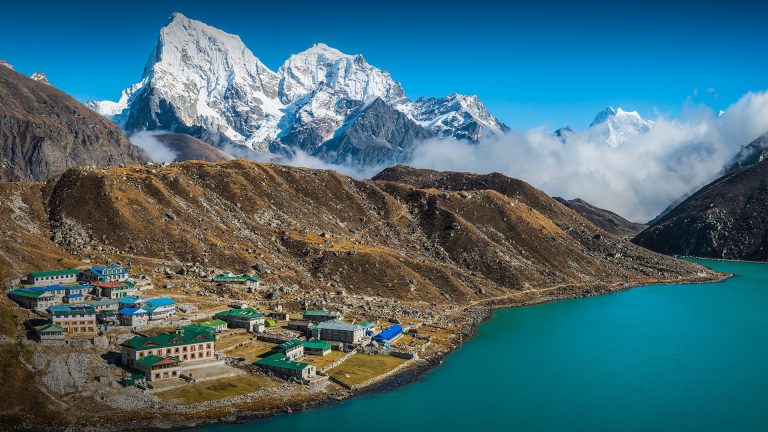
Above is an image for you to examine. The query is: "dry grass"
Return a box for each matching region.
[226,340,277,362]
[327,354,407,386]
[155,374,276,404]
[301,350,347,370]
[215,330,254,350]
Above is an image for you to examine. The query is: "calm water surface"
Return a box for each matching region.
[198,259,768,432]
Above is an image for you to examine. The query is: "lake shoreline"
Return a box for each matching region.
[156,267,728,432]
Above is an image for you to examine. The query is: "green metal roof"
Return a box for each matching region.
[276,339,303,351]
[122,326,216,350]
[213,273,260,282]
[255,353,311,371]
[215,308,265,319]
[9,288,51,299]
[303,310,330,315]
[134,354,180,367]
[49,305,96,316]
[303,339,332,350]
[34,323,65,334]
[198,319,227,328]
[29,269,79,278]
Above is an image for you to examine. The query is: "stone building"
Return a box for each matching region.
[23,269,79,286]
[121,326,217,381]
[302,309,341,323]
[312,319,366,344]
[255,353,316,380]
[48,304,97,335]
[214,308,265,332]
[82,265,128,283]
[275,339,304,360]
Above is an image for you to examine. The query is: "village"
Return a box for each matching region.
[4,262,459,412]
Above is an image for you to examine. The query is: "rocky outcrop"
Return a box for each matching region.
[724,131,768,174]
[633,158,768,260]
[554,197,645,237]
[313,99,433,167]
[0,66,148,181]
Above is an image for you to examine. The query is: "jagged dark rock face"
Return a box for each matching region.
[272,88,365,155]
[313,99,433,167]
[725,132,768,174]
[0,66,148,182]
[554,197,645,237]
[633,159,768,260]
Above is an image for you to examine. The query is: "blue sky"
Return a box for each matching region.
[2,0,765,129]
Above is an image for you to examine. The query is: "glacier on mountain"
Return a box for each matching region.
[89,12,508,167]
[585,106,653,148]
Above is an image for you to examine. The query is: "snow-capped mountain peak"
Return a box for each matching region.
[590,106,617,126]
[408,93,509,142]
[30,72,50,84]
[277,43,406,106]
[0,60,14,70]
[89,13,509,167]
[587,106,652,147]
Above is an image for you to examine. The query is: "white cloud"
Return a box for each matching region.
[280,149,387,179]
[129,131,178,163]
[407,91,768,223]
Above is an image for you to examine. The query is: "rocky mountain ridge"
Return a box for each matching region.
[554,197,646,237]
[633,158,768,260]
[88,13,508,168]
[0,65,148,181]
[20,161,712,305]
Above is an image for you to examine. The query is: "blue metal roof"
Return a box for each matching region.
[119,307,147,315]
[119,297,143,304]
[373,324,403,342]
[89,265,127,277]
[28,284,65,292]
[67,293,84,298]
[145,297,175,307]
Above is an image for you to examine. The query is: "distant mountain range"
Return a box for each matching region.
[88,13,509,168]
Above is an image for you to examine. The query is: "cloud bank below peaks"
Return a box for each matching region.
[407,91,768,223]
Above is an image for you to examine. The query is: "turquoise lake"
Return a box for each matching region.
[198,259,768,431]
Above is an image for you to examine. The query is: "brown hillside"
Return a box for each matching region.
[0,66,148,181]
[155,132,234,162]
[36,160,714,304]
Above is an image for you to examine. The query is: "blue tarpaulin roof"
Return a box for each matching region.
[373,324,403,342]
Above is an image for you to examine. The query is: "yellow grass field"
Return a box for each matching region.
[155,374,276,404]
[327,354,407,386]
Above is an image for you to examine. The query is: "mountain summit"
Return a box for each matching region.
[89,12,508,168]
[586,106,652,147]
